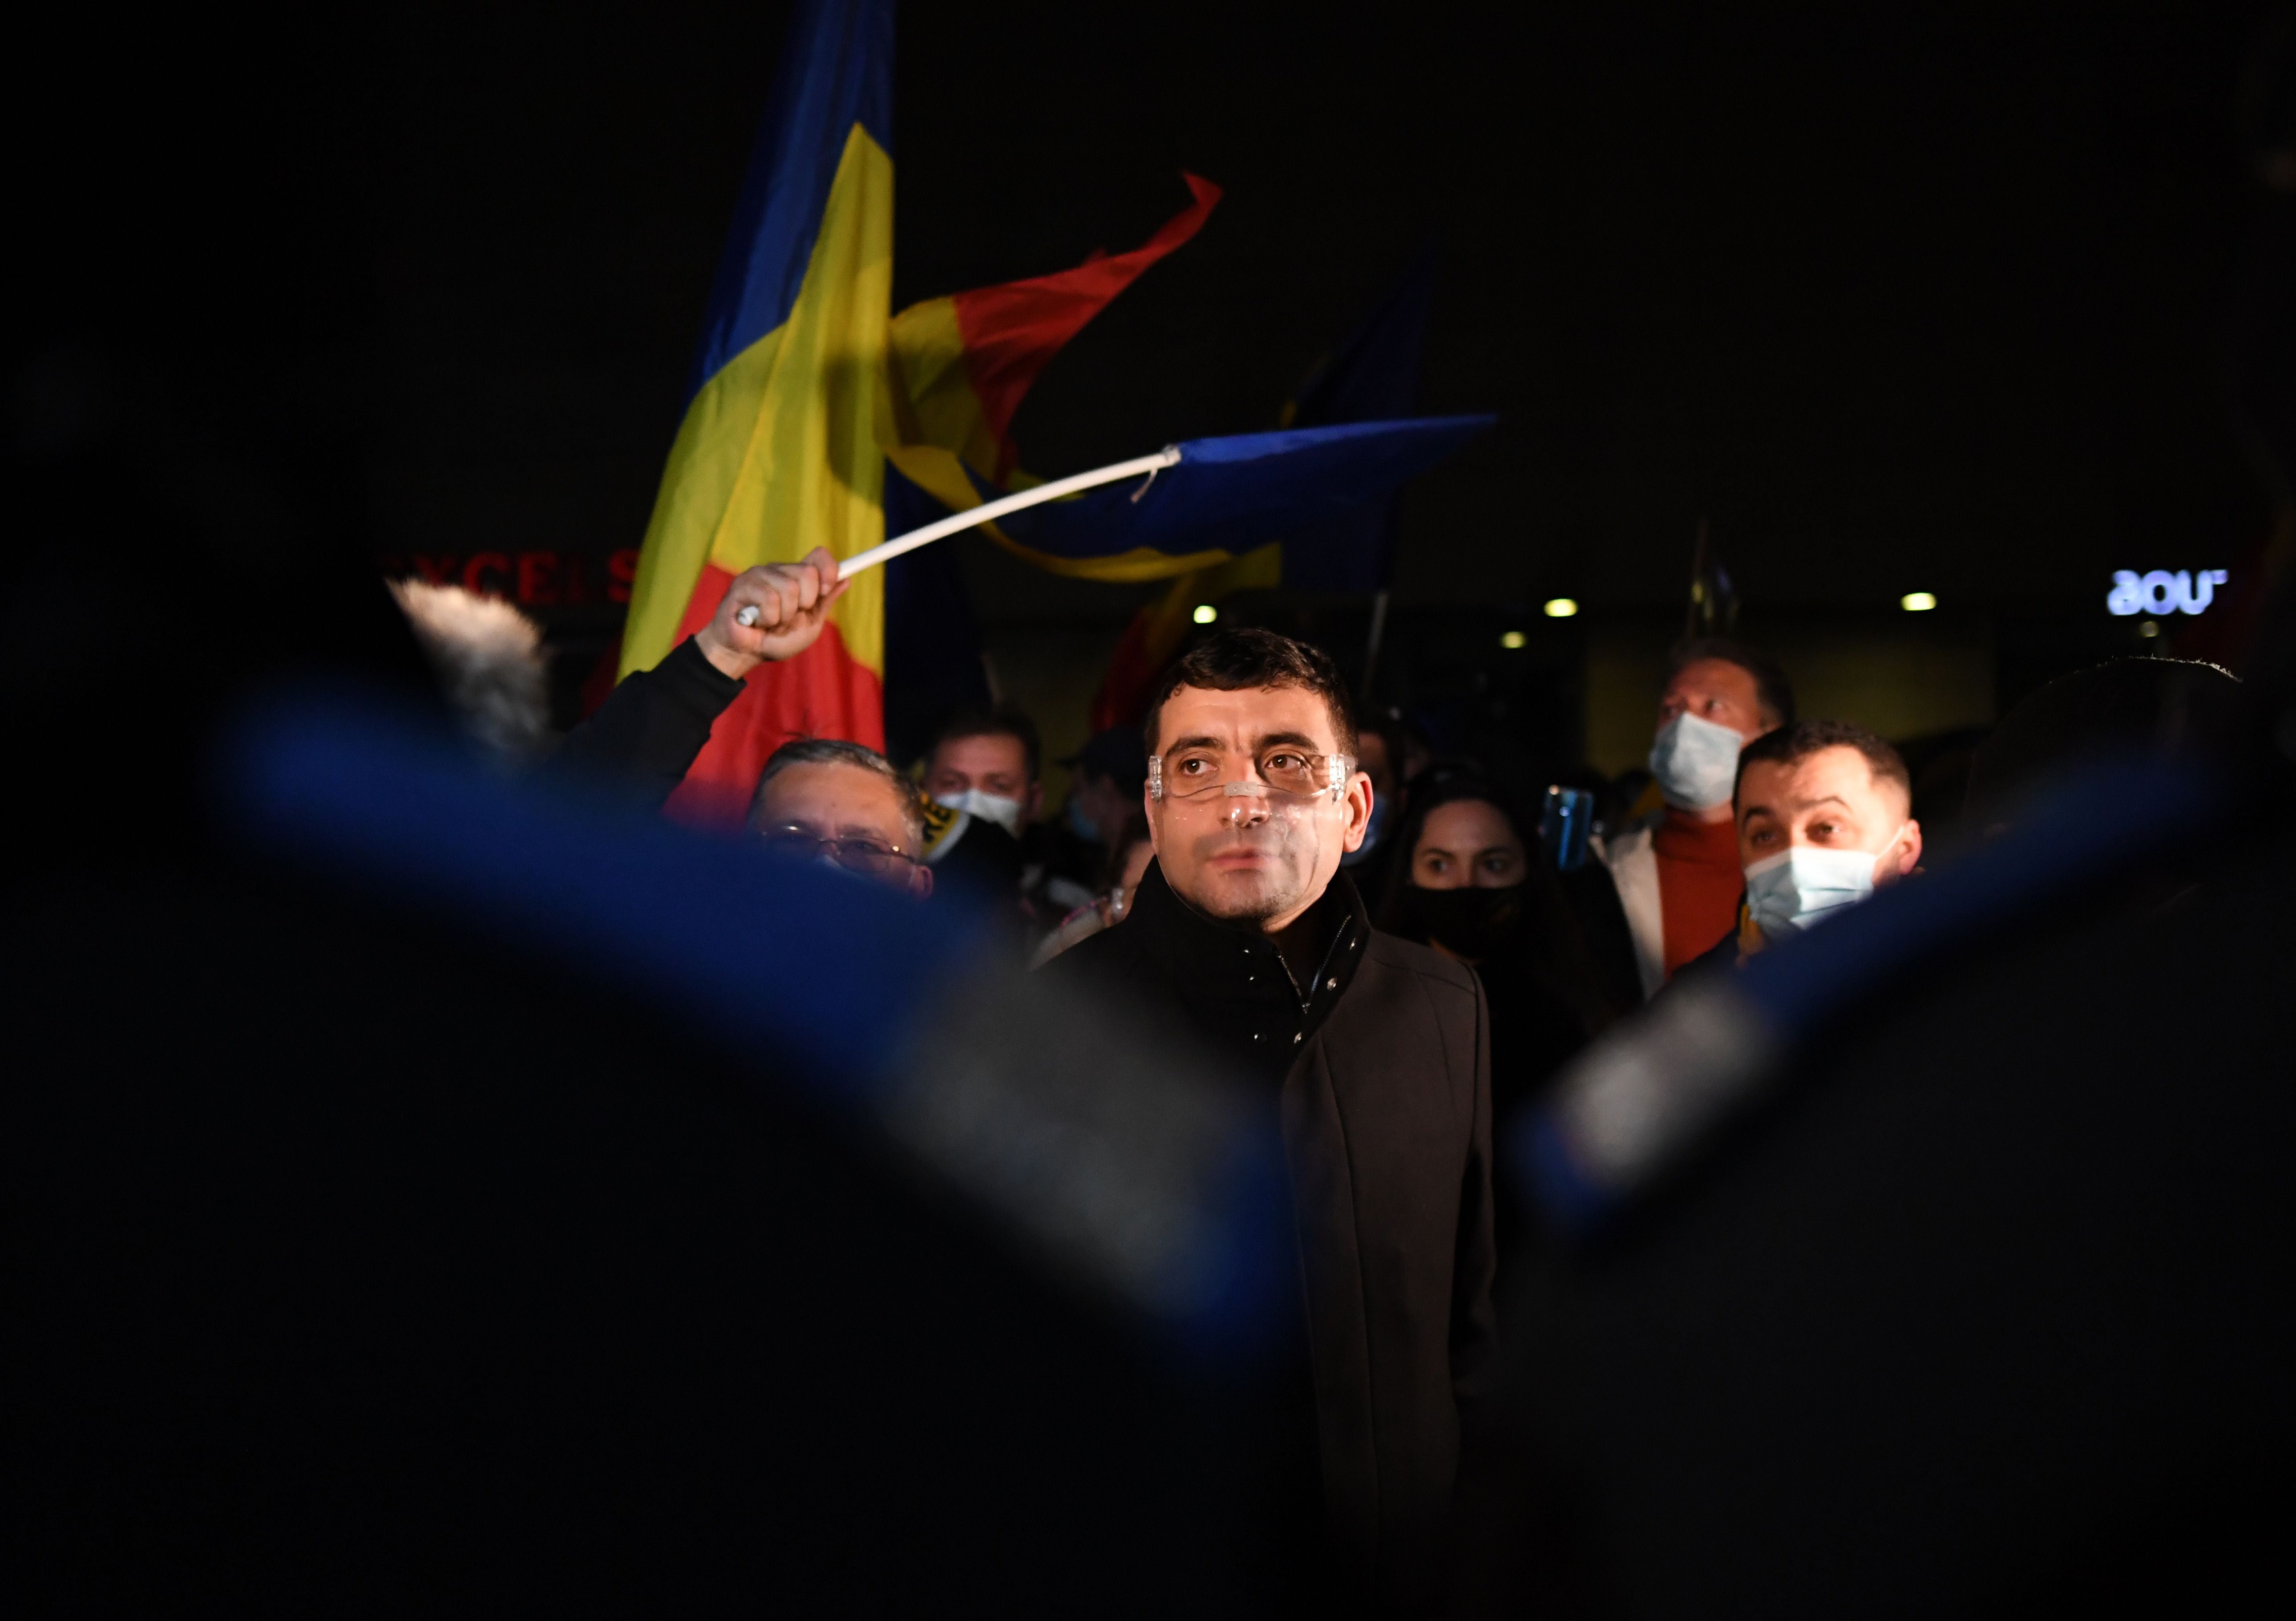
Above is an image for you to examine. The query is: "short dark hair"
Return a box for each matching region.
[1667,637,1796,728]
[930,703,1040,782]
[1141,627,1358,756]
[749,737,926,848]
[1734,719,1910,807]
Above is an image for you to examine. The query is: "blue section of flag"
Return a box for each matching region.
[966,416,1495,563]
[1278,246,1439,593]
[686,0,894,401]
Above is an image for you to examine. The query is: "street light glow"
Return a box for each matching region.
[1900,592,1937,612]
[1191,603,1218,625]
[1500,629,1528,649]
[1542,598,1579,618]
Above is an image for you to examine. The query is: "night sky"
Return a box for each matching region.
[17,3,2289,626]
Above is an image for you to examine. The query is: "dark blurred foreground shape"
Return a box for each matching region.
[1449,29,2296,1604]
[1965,654,2246,829]
[0,328,1327,1609]
[1454,640,2296,1614]
[3,674,1327,1611]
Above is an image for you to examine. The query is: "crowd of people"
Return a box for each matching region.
[14,471,2287,1611]
[12,6,2291,1604]
[15,321,2289,1612]
[556,547,1977,1148]
[511,540,2274,1602]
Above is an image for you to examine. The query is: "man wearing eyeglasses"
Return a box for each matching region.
[1036,627,1498,1585]
[555,550,924,895]
[748,738,931,897]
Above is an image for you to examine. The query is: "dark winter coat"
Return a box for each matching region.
[549,635,743,810]
[1037,859,1501,1560]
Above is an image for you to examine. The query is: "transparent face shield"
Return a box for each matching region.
[1148,746,1354,828]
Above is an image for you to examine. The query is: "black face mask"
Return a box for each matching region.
[1404,882,1527,961]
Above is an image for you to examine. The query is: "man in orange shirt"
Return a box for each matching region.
[1594,640,1794,997]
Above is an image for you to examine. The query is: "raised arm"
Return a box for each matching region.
[549,549,845,808]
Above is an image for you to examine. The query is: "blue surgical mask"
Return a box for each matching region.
[1744,844,1880,937]
[934,788,1024,838]
[1341,794,1393,867]
[1649,711,1743,812]
[1067,797,1100,843]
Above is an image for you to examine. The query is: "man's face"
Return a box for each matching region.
[1145,684,1372,932]
[924,733,1040,820]
[755,762,932,897]
[1736,746,1921,884]
[1657,657,1771,743]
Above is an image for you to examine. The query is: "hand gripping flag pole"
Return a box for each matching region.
[736,446,1181,622]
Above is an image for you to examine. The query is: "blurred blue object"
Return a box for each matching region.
[223,689,958,1090]
[217,689,1296,1359]
[1519,758,2225,1235]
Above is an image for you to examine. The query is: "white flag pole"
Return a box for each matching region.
[735,444,1182,625]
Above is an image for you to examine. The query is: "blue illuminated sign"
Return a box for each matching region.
[2106,569,2227,617]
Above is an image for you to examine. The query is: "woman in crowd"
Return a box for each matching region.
[1380,773,1621,1243]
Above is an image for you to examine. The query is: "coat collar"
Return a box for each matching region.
[1127,857,1373,1051]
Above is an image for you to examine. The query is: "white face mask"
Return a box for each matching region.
[933,788,1025,838]
[1649,711,1743,811]
[1743,841,1890,937]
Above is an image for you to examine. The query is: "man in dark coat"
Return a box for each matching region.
[1037,628,1501,1575]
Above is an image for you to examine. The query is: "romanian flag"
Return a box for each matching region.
[1271,243,1437,593]
[619,0,1220,811]
[935,411,1491,731]
[1091,252,1444,729]
[620,0,893,822]
[878,177,1219,758]
[885,174,1220,495]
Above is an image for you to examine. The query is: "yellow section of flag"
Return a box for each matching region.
[620,124,894,681]
[885,296,1004,479]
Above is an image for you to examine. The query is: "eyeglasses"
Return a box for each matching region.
[756,824,922,882]
[1149,746,1353,803]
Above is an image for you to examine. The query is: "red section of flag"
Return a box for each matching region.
[950,174,1221,479]
[659,565,887,828]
